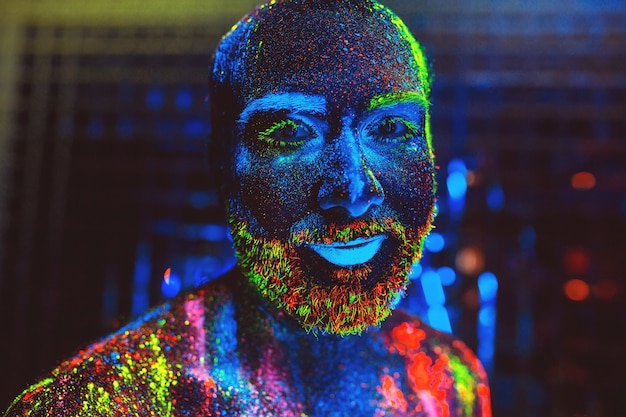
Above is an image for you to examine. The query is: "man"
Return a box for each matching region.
[5,0,491,415]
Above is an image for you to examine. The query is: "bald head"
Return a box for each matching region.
[209,0,431,157]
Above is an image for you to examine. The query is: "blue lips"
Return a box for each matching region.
[307,235,387,267]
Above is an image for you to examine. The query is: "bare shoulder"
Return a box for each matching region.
[3,281,234,416]
[378,310,493,417]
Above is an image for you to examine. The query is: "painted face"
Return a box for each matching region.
[211,0,436,335]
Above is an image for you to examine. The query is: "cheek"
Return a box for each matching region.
[233,148,320,234]
[375,150,435,223]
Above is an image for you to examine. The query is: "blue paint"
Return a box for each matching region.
[239,92,327,124]
[308,236,386,267]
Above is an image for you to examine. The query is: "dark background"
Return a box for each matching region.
[1,0,625,415]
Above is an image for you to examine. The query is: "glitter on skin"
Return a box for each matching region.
[5,1,492,415]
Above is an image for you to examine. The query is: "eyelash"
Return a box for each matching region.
[257,119,311,148]
[368,116,421,144]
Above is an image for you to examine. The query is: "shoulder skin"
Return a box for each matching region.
[4,282,491,417]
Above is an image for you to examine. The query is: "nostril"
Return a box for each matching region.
[317,170,385,217]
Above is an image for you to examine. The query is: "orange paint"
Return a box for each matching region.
[390,322,426,355]
[377,374,408,413]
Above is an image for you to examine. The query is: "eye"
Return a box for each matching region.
[259,119,312,147]
[369,116,419,144]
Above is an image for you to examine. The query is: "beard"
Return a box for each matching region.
[229,204,434,336]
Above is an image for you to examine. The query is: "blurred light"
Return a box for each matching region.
[486,184,505,212]
[593,279,618,300]
[447,171,467,200]
[455,246,484,275]
[477,342,494,371]
[516,310,533,354]
[161,268,182,298]
[564,247,591,275]
[409,263,423,280]
[420,270,446,306]
[189,192,211,208]
[518,226,536,250]
[116,117,134,138]
[184,118,208,138]
[199,224,229,241]
[477,271,498,302]
[564,278,590,301]
[462,288,480,309]
[87,117,104,139]
[466,170,477,186]
[448,158,467,175]
[437,266,456,286]
[478,305,497,327]
[132,242,151,317]
[424,232,445,253]
[571,171,596,190]
[175,88,193,111]
[427,306,452,333]
[155,118,174,137]
[146,86,164,111]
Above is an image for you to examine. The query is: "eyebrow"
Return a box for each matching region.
[367,91,429,112]
[239,92,327,124]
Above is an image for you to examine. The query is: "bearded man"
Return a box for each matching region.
[5,1,491,415]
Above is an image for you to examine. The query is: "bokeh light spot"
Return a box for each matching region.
[146,86,164,111]
[593,279,618,300]
[420,270,446,306]
[571,171,596,190]
[447,171,467,200]
[455,246,484,276]
[162,268,182,298]
[486,184,505,212]
[437,266,456,286]
[564,247,591,275]
[424,232,445,253]
[175,88,193,111]
[564,279,590,301]
[477,271,498,302]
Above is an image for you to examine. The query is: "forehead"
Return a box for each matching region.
[218,1,429,113]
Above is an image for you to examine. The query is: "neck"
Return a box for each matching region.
[212,270,399,415]
[227,269,384,365]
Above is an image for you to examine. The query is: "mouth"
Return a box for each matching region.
[307,235,387,267]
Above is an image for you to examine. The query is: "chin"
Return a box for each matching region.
[229,212,432,336]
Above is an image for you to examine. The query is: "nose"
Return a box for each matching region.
[317,131,385,217]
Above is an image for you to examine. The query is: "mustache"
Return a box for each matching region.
[288,206,405,246]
